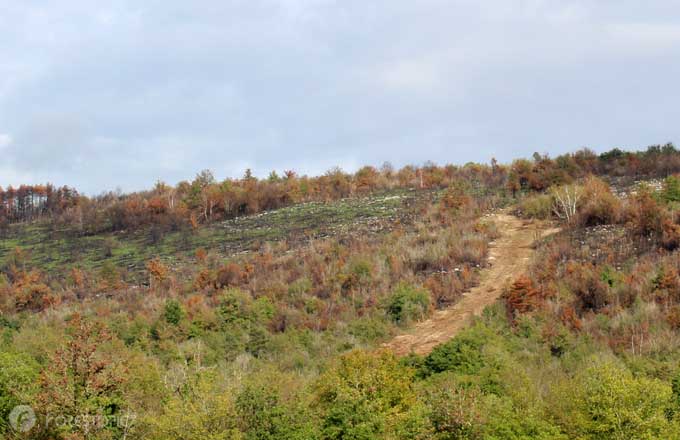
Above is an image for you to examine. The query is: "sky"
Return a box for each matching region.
[1,0,680,194]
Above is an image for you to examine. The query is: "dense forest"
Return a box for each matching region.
[4,144,680,439]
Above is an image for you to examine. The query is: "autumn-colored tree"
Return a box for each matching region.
[146,258,169,289]
[38,315,127,439]
[11,270,56,312]
[503,275,542,319]
[215,263,243,289]
[195,247,208,264]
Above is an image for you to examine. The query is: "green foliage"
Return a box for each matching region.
[663,175,680,203]
[252,297,275,325]
[553,360,680,439]
[217,289,255,326]
[164,299,186,325]
[348,316,391,344]
[384,283,431,326]
[314,350,427,440]
[421,322,494,377]
[235,379,316,440]
[245,325,270,358]
[482,395,566,440]
[423,377,484,440]
[288,277,312,296]
[600,265,622,288]
[143,372,241,439]
[99,259,120,286]
[0,352,39,434]
[518,193,553,220]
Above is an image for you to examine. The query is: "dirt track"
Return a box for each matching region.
[385,213,559,356]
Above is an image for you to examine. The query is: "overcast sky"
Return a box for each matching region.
[1,1,679,194]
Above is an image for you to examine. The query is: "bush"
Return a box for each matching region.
[565,263,612,313]
[662,175,680,203]
[518,194,553,220]
[421,323,494,377]
[216,262,243,289]
[577,176,621,226]
[626,187,666,238]
[217,288,254,326]
[384,283,431,326]
[502,275,542,320]
[163,299,185,325]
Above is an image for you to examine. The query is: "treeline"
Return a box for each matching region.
[2,164,506,235]
[2,143,679,235]
[0,184,79,225]
[507,143,680,194]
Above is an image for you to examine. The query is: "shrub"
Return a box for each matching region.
[245,325,270,358]
[518,194,553,220]
[502,275,542,320]
[163,299,185,325]
[626,187,666,238]
[217,289,254,326]
[216,262,243,289]
[421,323,494,377]
[143,373,240,439]
[577,176,621,226]
[662,175,680,203]
[384,283,431,326]
[481,395,567,440]
[565,263,612,313]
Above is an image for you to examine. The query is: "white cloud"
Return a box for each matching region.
[379,59,442,92]
[0,133,12,149]
[606,23,680,51]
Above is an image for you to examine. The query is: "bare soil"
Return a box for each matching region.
[385,213,560,356]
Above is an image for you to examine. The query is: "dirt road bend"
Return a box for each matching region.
[385,213,560,356]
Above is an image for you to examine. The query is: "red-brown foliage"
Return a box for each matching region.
[503,275,543,320]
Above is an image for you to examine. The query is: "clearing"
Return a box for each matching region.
[385,212,560,356]
[0,189,424,277]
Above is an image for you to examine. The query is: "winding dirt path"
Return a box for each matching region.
[385,213,559,356]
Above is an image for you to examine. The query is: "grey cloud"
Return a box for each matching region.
[0,0,679,194]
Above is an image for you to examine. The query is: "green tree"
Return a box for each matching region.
[236,380,315,440]
[164,299,185,325]
[143,372,241,440]
[314,350,427,440]
[664,175,680,203]
[554,361,680,439]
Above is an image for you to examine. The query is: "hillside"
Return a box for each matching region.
[5,147,680,439]
[386,212,560,355]
[0,189,420,278]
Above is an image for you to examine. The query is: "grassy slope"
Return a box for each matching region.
[0,189,422,277]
